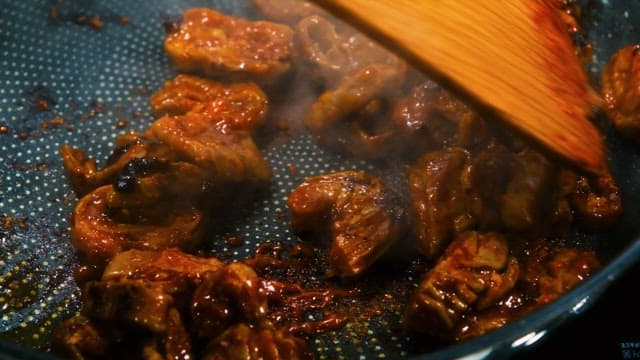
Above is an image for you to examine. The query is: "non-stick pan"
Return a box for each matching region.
[1,0,639,359]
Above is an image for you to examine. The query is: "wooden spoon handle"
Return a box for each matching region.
[311,0,605,174]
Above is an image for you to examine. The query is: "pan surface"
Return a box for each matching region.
[1,0,640,359]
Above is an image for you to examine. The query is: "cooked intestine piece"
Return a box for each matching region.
[304,64,405,158]
[294,14,405,87]
[60,134,174,197]
[164,8,293,85]
[569,170,622,230]
[520,242,601,305]
[202,323,314,360]
[71,185,206,266]
[389,81,488,155]
[102,248,223,284]
[150,74,269,133]
[404,231,519,336]
[146,109,271,188]
[191,263,268,339]
[63,75,271,198]
[602,45,640,139]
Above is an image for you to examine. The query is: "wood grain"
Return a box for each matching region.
[311,0,605,174]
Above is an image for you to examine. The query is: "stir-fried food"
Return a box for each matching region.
[287,171,406,278]
[150,74,269,133]
[52,2,630,359]
[602,44,640,140]
[191,263,268,338]
[408,144,581,260]
[408,148,471,259]
[102,248,224,284]
[52,249,324,360]
[520,242,600,305]
[452,239,601,341]
[52,249,223,360]
[465,145,576,235]
[294,13,410,157]
[53,246,352,359]
[294,14,405,87]
[305,64,405,158]
[62,75,271,198]
[60,134,174,197]
[570,171,622,230]
[164,8,293,85]
[404,232,519,336]
[147,109,271,188]
[202,323,313,360]
[70,185,206,267]
[64,75,273,269]
[389,81,486,155]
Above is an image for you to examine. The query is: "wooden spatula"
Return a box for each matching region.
[310,0,605,174]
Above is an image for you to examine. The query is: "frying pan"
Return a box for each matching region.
[1,0,639,359]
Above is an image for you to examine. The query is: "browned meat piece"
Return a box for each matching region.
[294,15,405,87]
[293,14,410,158]
[521,243,600,305]
[60,134,174,196]
[409,144,582,258]
[141,309,193,360]
[570,170,622,230]
[409,148,472,259]
[305,63,402,132]
[52,309,193,360]
[408,145,586,338]
[498,149,574,234]
[389,81,483,154]
[252,0,324,24]
[500,150,555,230]
[105,161,210,216]
[602,45,640,139]
[54,249,239,359]
[60,145,114,197]
[453,292,529,341]
[71,185,205,266]
[462,144,517,229]
[63,77,271,198]
[103,248,223,282]
[51,316,109,360]
[537,249,600,304]
[164,8,293,85]
[62,283,193,359]
[404,231,519,336]
[59,250,222,359]
[81,98,270,216]
[150,74,269,132]
[147,110,272,188]
[102,249,223,306]
[456,311,512,342]
[463,145,574,235]
[287,171,406,278]
[147,76,272,189]
[202,323,313,360]
[304,64,405,158]
[191,263,268,338]
[104,248,222,317]
[83,279,175,334]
